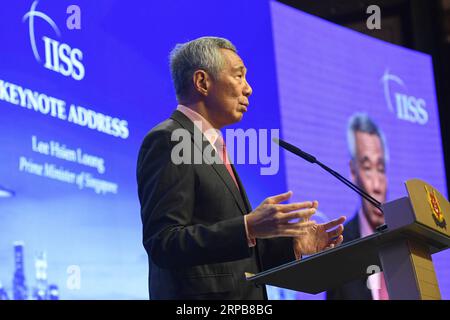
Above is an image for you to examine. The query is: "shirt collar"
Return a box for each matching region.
[176,104,221,149]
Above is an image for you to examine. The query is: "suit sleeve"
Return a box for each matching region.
[137,130,252,269]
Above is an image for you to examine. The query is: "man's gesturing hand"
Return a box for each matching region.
[245,191,316,239]
[293,201,346,258]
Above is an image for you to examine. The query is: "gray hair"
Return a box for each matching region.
[347,112,389,163]
[169,36,237,101]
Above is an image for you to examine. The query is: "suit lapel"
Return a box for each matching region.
[170,110,248,215]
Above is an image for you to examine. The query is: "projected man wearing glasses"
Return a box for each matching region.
[327,113,389,300]
[137,36,346,300]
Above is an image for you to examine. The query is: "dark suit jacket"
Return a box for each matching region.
[325,214,372,300]
[137,110,295,300]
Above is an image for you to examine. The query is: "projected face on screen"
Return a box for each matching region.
[348,117,388,229]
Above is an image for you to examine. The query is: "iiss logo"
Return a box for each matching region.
[381,69,428,125]
[23,1,85,81]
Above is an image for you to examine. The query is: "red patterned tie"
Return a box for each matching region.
[379,272,390,300]
[216,135,239,190]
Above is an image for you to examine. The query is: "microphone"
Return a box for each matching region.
[273,138,383,212]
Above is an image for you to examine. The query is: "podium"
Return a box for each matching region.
[247,179,450,300]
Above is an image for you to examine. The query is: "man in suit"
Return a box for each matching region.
[326,113,389,300]
[137,36,346,299]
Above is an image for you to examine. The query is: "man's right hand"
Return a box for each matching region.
[245,191,316,239]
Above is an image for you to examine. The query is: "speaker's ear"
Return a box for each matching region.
[192,70,210,96]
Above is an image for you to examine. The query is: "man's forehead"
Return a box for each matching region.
[232,64,246,71]
[220,48,246,69]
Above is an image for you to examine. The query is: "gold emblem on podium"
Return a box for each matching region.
[425,185,446,229]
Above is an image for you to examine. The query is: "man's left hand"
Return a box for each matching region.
[293,201,346,259]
